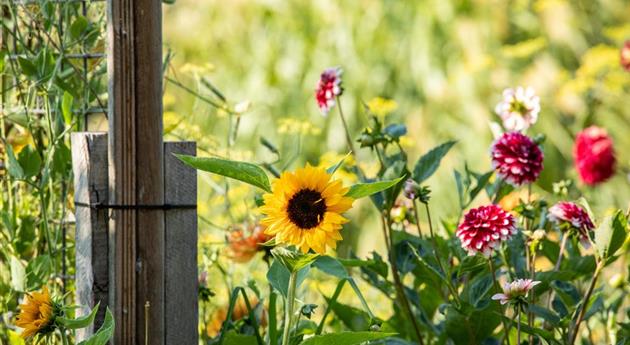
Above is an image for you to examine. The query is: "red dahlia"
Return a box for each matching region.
[457,205,517,256]
[315,67,343,115]
[548,201,594,241]
[491,132,544,186]
[621,40,630,72]
[573,126,616,186]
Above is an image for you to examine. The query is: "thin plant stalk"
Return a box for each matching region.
[554,233,568,271]
[411,200,423,238]
[281,270,298,345]
[381,215,425,345]
[423,202,461,307]
[568,261,604,345]
[335,96,356,155]
[489,259,511,345]
[516,307,521,345]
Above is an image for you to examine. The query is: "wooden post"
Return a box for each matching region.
[107,0,164,343]
[164,142,198,345]
[71,132,109,339]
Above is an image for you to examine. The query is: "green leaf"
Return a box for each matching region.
[527,305,560,327]
[412,140,456,184]
[25,255,51,290]
[17,145,41,178]
[346,177,404,199]
[10,256,25,292]
[70,16,89,39]
[222,331,258,345]
[17,57,37,78]
[6,145,25,179]
[594,210,627,260]
[313,256,349,279]
[271,247,319,273]
[175,154,271,192]
[300,332,395,345]
[58,303,99,329]
[77,308,115,345]
[266,260,310,298]
[61,91,74,125]
[326,152,351,175]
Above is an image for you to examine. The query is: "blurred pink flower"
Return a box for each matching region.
[494,87,540,131]
[315,67,343,115]
[457,205,517,256]
[491,279,541,305]
[491,132,544,187]
[621,40,630,72]
[573,126,616,186]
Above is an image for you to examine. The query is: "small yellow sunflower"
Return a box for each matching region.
[15,286,56,339]
[260,165,354,254]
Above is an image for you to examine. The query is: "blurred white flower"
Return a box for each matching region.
[494,86,540,131]
[491,279,540,305]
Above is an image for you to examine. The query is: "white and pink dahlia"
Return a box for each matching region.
[548,201,594,241]
[491,132,544,187]
[494,86,540,132]
[457,205,517,256]
[315,67,343,115]
[491,279,541,305]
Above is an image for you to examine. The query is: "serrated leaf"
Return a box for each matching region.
[594,210,627,260]
[346,176,403,199]
[175,154,271,192]
[300,332,395,345]
[412,140,456,183]
[266,260,310,298]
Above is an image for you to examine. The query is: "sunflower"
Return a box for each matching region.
[260,165,354,254]
[15,286,57,339]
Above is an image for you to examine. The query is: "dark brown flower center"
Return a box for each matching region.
[287,189,326,229]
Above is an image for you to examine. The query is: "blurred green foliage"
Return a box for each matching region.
[163,0,630,252]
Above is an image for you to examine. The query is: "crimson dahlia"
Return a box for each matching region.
[573,126,616,185]
[548,201,594,242]
[491,132,544,186]
[315,67,343,115]
[457,204,517,256]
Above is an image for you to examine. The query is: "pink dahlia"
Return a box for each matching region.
[457,205,517,256]
[548,201,594,241]
[491,132,544,186]
[621,40,630,72]
[491,279,541,305]
[315,67,343,115]
[573,126,616,185]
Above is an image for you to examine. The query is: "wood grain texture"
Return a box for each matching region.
[107,0,163,343]
[164,142,198,345]
[71,132,110,340]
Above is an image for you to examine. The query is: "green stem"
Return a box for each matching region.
[516,307,521,345]
[489,259,511,345]
[568,261,603,345]
[382,215,425,345]
[60,326,70,345]
[335,96,356,155]
[411,201,423,238]
[424,202,461,307]
[281,270,298,345]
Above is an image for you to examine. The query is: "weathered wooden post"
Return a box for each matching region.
[71,0,198,343]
